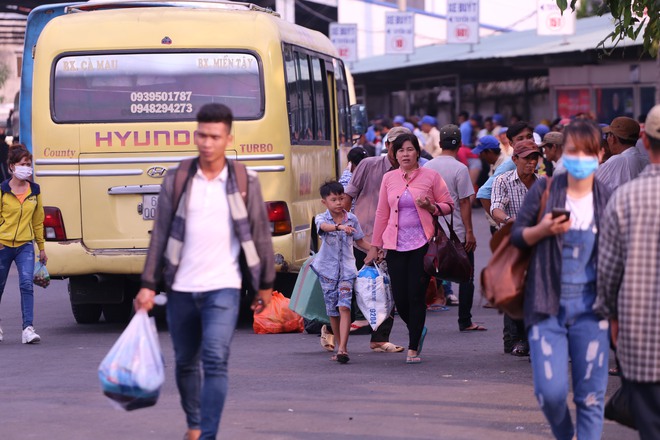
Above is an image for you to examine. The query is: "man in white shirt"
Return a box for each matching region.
[596,116,648,189]
[419,115,441,157]
[540,131,565,175]
[137,103,275,440]
[425,125,485,332]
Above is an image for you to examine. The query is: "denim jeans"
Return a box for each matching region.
[167,288,240,439]
[0,243,35,329]
[528,286,609,440]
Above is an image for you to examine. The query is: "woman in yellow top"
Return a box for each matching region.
[0,145,46,344]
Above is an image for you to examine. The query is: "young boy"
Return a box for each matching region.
[312,181,370,364]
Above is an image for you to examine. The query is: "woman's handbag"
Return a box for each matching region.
[480,178,552,319]
[423,211,472,283]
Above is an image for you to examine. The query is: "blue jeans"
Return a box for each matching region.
[528,286,609,440]
[167,288,240,439]
[0,243,35,329]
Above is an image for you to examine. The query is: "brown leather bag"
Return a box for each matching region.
[480,178,552,319]
[423,213,472,283]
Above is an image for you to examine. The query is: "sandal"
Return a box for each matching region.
[371,342,404,353]
[320,325,335,352]
[460,324,487,332]
[336,352,350,364]
[406,355,421,364]
[427,304,450,312]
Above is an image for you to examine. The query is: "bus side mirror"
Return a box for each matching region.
[350,104,367,136]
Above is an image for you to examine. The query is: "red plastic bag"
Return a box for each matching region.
[253,291,304,334]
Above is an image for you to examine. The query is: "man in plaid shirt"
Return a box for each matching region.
[596,104,660,439]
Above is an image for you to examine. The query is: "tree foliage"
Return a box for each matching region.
[557,0,659,56]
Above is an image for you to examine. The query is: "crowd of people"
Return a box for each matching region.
[321,108,660,439]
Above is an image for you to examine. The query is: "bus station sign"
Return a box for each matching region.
[537,0,576,36]
[385,12,415,55]
[446,0,479,45]
[330,23,358,62]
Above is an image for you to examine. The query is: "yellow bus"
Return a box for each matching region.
[23,1,361,323]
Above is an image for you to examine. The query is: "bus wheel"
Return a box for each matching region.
[102,299,133,323]
[70,303,103,324]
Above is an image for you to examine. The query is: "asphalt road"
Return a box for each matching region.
[0,209,637,439]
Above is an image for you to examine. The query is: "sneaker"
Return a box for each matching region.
[511,340,529,357]
[22,326,41,344]
[446,294,459,306]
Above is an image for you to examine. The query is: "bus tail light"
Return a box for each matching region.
[44,207,67,240]
[266,201,291,236]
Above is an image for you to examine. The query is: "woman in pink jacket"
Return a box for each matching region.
[365,133,453,363]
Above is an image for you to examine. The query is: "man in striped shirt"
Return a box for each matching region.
[490,139,544,357]
[596,104,660,439]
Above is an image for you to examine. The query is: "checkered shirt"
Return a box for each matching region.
[490,169,541,218]
[596,164,660,382]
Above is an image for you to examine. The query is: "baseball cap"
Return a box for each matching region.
[440,124,461,141]
[419,115,436,127]
[534,124,550,138]
[513,139,541,158]
[393,115,406,124]
[644,104,660,140]
[497,126,508,136]
[471,135,500,155]
[383,126,411,144]
[492,113,505,126]
[403,122,415,131]
[602,116,640,143]
[540,131,564,148]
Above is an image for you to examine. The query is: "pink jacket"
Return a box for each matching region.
[372,167,453,250]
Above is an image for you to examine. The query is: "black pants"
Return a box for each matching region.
[457,250,475,330]
[386,244,430,351]
[630,380,660,439]
[353,247,394,343]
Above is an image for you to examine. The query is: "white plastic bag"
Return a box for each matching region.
[355,262,393,331]
[98,310,165,411]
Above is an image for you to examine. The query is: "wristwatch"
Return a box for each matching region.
[503,216,511,223]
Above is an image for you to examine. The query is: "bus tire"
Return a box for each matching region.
[102,298,133,323]
[71,303,103,324]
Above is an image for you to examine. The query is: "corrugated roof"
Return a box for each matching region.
[351,15,644,74]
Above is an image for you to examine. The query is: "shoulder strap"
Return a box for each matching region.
[537,177,553,223]
[172,158,197,216]
[232,161,248,205]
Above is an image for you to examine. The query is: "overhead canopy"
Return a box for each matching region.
[351,15,648,84]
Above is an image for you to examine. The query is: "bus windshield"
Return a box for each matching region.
[52,52,263,123]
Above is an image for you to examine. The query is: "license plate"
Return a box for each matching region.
[142,195,159,220]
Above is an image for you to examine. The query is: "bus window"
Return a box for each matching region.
[296,53,314,141]
[52,52,263,123]
[284,47,301,142]
[334,60,351,147]
[310,57,329,141]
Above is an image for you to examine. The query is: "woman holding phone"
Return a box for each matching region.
[510,120,612,440]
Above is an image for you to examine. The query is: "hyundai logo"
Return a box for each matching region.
[147,166,167,178]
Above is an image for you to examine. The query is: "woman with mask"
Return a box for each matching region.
[510,120,611,440]
[0,144,46,344]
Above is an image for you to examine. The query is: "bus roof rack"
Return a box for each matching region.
[65,0,280,17]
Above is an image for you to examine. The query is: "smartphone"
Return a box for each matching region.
[551,208,571,222]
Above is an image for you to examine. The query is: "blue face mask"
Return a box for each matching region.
[562,154,599,180]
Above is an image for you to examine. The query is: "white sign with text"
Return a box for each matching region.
[385,12,415,55]
[446,0,479,44]
[537,0,576,36]
[330,23,358,62]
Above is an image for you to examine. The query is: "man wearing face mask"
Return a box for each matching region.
[0,144,47,344]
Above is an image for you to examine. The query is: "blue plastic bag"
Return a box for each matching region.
[98,310,164,411]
